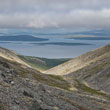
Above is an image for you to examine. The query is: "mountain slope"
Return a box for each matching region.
[65,46,110,93]
[19,55,70,72]
[0,47,70,72]
[0,46,110,110]
[0,47,30,67]
[45,45,110,75]
[44,44,110,94]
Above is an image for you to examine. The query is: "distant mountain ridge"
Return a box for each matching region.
[0,35,49,41]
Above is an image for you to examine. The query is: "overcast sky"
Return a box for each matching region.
[0,0,110,32]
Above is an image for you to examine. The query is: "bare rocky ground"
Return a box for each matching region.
[0,46,110,110]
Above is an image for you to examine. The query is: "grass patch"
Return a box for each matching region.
[75,79,108,98]
[48,74,66,82]
[0,82,3,85]
[32,73,71,91]
[0,104,6,110]
[106,73,110,78]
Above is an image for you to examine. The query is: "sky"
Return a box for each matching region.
[0,0,110,32]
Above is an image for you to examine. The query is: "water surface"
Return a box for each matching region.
[0,38,109,58]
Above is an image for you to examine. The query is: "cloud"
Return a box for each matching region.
[0,0,110,30]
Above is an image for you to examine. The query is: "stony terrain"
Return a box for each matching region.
[0,46,110,110]
[64,45,110,94]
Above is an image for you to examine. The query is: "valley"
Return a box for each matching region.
[0,45,110,110]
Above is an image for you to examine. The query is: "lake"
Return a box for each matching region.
[0,38,109,58]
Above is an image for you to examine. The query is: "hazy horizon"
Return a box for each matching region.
[0,0,109,58]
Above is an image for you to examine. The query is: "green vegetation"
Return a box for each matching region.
[106,73,110,78]
[0,104,6,110]
[32,73,71,91]
[74,79,108,98]
[18,55,70,72]
[0,81,3,85]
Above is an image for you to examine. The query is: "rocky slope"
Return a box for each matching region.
[64,45,110,94]
[0,46,110,110]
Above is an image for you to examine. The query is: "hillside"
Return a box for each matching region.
[0,35,49,41]
[0,46,110,110]
[45,45,110,75]
[18,55,70,72]
[0,47,30,67]
[44,44,110,95]
[65,45,110,94]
